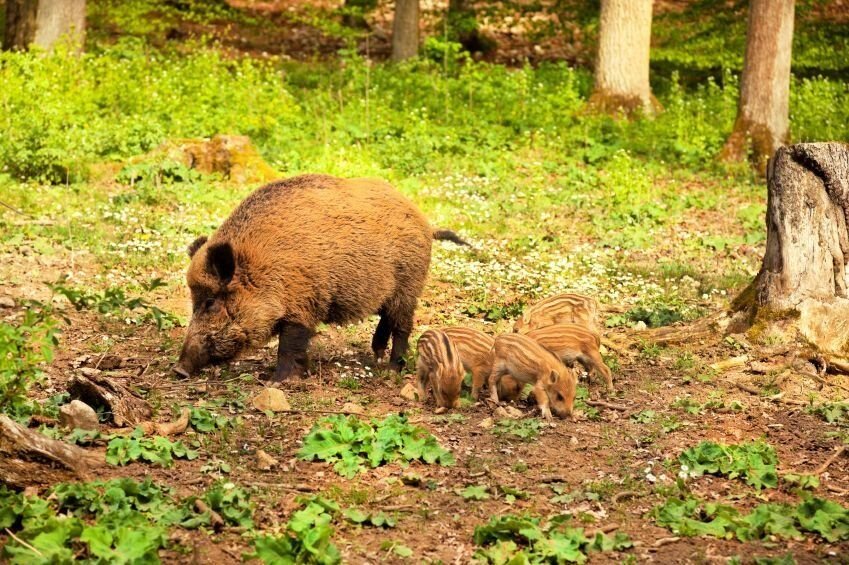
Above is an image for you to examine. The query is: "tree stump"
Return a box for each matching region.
[734,142,849,357]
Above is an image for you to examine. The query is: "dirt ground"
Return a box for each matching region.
[3,251,849,563]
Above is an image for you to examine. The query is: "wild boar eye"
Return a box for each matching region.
[556,393,564,402]
[204,298,215,310]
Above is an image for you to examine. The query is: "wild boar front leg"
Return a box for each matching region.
[532,382,553,420]
[273,323,314,381]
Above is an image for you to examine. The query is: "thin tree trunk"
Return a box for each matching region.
[588,0,656,116]
[391,0,419,62]
[2,0,86,52]
[721,0,794,173]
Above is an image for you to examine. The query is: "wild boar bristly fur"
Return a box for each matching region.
[175,174,461,381]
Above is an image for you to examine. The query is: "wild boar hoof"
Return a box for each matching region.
[270,359,306,382]
[388,358,406,372]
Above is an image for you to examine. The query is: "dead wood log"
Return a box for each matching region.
[0,415,104,488]
[734,142,849,355]
[68,374,152,427]
[630,312,726,346]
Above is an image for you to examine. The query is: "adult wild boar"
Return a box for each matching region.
[173,174,466,381]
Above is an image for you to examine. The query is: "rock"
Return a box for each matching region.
[478,417,494,429]
[96,355,123,371]
[569,435,579,446]
[400,383,420,402]
[633,321,648,331]
[79,367,101,377]
[256,449,279,471]
[494,406,523,419]
[251,388,291,412]
[341,402,364,415]
[0,296,15,308]
[59,400,100,432]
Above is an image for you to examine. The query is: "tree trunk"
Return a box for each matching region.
[734,142,849,356]
[3,0,86,52]
[721,0,794,174]
[588,0,656,116]
[391,0,419,62]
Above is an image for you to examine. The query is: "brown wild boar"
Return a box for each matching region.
[487,333,577,420]
[513,293,601,336]
[441,327,523,401]
[415,329,465,410]
[526,323,613,392]
[173,174,466,381]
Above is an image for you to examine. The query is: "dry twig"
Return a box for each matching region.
[816,445,847,475]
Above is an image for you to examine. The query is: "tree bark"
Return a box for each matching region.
[3,0,86,52]
[391,0,419,62]
[588,0,656,116]
[721,0,794,174]
[734,142,849,356]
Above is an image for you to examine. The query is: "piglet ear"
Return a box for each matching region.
[549,371,558,385]
[206,242,236,284]
[187,236,208,258]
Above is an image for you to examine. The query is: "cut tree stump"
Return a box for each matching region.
[733,142,849,360]
[68,374,152,427]
[0,415,104,488]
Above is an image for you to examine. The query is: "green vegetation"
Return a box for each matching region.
[49,277,181,330]
[188,405,238,433]
[0,479,254,563]
[105,428,199,467]
[297,414,454,478]
[653,495,849,542]
[491,418,544,441]
[0,302,58,423]
[473,514,632,563]
[678,441,778,490]
[807,402,849,426]
[250,496,341,565]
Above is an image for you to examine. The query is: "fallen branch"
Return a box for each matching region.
[112,408,191,437]
[710,355,750,372]
[651,537,681,548]
[0,415,104,487]
[816,445,847,476]
[194,499,225,531]
[584,400,627,411]
[611,490,638,504]
[587,523,620,537]
[5,528,43,556]
[731,381,807,406]
[794,369,849,394]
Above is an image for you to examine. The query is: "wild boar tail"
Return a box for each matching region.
[432,229,469,246]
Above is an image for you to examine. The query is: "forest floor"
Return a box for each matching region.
[2,1,849,564]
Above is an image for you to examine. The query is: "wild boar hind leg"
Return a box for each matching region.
[387,301,416,372]
[272,323,315,381]
[371,309,392,361]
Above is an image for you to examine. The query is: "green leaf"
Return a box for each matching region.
[459,485,491,501]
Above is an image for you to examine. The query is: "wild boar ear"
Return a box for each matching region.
[207,242,236,284]
[187,235,208,258]
[549,370,558,384]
